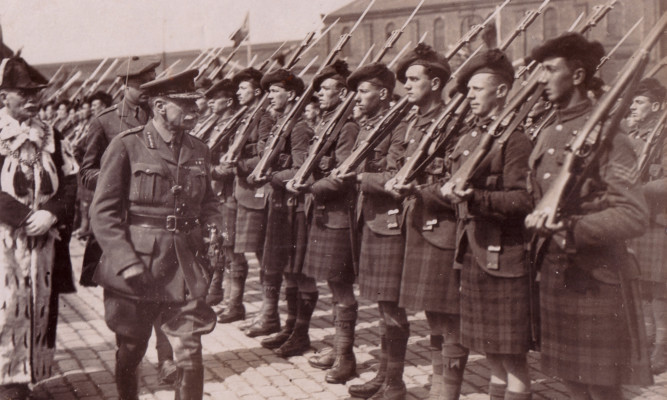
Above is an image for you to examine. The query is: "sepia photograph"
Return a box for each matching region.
[0,0,665,398]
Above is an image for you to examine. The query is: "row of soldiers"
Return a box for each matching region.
[24,7,663,400]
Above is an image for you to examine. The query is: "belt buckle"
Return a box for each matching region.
[166,215,177,232]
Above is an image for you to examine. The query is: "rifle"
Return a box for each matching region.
[45,70,82,103]
[390,1,553,190]
[249,0,377,182]
[445,0,510,60]
[219,36,323,165]
[646,56,667,78]
[208,106,249,153]
[526,11,666,231]
[156,59,182,79]
[634,108,667,184]
[69,58,108,102]
[185,49,209,71]
[196,46,227,81]
[257,41,287,72]
[443,0,621,196]
[330,96,413,178]
[47,65,65,86]
[86,58,121,96]
[205,46,242,81]
[285,0,424,189]
[596,17,643,71]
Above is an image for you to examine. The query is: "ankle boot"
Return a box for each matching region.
[205,265,224,306]
[309,304,337,370]
[370,324,409,400]
[276,291,318,357]
[489,382,507,400]
[442,350,468,400]
[213,266,232,315]
[349,334,387,399]
[262,287,298,349]
[174,366,204,400]
[326,303,358,384]
[428,335,444,400]
[245,284,281,337]
[651,298,667,374]
[218,273,247,323]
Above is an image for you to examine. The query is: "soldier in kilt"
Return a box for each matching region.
[340,62,411,400]
[625,78,667,374]
[440,49,533,400]
[247,69,319,356]
[384,44,469,400]
[525,33,653,399]
[219,68,270,332]
[202,79,252,324]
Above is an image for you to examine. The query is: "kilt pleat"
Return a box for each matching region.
[234,204,266,254]
[399,218,459,314]
[286,211,308,276]
[627,225,667,283]
[539,251,632,386]
[261,205,290,275]
[358,225,405,302]
[303,221,355,283]
[460,252,530,355]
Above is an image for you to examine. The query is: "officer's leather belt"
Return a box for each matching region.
[129,213,200,233]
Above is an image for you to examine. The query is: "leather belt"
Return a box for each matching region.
[129,213,200,233]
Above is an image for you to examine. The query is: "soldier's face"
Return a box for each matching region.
[79,103,91,119]
[629,95,659,125]
[304,103,320,122]
[354,81,384,118]
[91,99,104,115]
[466,73,503,118]
[0,89,40,122]
[237,81,258,106]
[318,78,344,111]
[211,96,232,115]
[539,57,576,106]
[403,65,436,106]
[195,97,209,113]
[163,98,199,131]
[268,85,291,113]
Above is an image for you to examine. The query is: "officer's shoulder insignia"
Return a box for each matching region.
[97,104,118,118]
[119,125,144,137]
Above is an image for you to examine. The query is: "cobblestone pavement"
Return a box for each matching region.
[27,240,667,399]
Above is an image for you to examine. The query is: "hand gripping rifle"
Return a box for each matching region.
[391,0,551,189]
[218,26,326,165]
[248,0,377,182]
[287,0,425,189]
[442,0,622,197]
[527,11,667,231]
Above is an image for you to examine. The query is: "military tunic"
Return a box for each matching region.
[529,99,652,385]
[397,102,460,314]
[450,115,533,355]
[357,108,407,302]
[626,116,667,283]
[303,108,359,284]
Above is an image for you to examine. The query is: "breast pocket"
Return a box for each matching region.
[130,163,170,205]
[185,165,208,203]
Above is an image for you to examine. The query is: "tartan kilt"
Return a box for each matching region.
[539,249,641,386]
[358,225,405,302]
[234,204,267,254]
[303,221,355,284]
[399,219,459,314]
[220,203,238,247]
[627,225,667,283]
[460,252,531,355]
[287,211,308,276]
[261,205,308,276]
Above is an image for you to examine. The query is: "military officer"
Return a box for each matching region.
[385,43,469,400]
[626,78,667,375]
[90,69,222,400]
[440,49,534,400]
[525,33,652,399]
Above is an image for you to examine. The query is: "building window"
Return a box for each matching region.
[385,22,396,40]
[543,8,558,39]
[434,18,446,50]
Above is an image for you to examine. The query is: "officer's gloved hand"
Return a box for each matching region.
[121,263,153,288]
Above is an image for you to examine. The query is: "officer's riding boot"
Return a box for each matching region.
[651,298,667,374]
[262,287,298,349]
[116,345,143,400]
[441,344,468,400]
[371,324,409,400]
[348,335,387,398]
[309,303,337,369]
[218,272,247,323]
[326,303,358,383]
[428,335,444,400]
[205,263,224,306]
[245,284,281,337]
[276,291,318,357]
[174,366,204,400]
